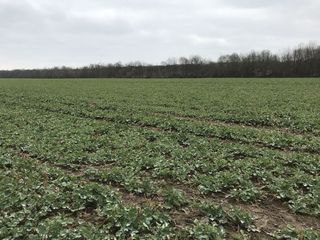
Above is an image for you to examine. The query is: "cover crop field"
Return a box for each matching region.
[0,78,320,239]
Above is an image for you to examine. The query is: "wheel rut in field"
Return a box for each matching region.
[3,94,319,138]
[152,112,320,138]
[6,101,320,156]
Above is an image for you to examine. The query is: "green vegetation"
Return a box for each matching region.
[0,78,320,239]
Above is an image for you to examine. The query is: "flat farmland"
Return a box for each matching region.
[1,78,320,239]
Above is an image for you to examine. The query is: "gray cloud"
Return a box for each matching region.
[0,0,319,69]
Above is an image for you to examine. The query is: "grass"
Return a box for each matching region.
[0,78,320,239]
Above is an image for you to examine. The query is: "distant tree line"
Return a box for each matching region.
[1,43,319,78]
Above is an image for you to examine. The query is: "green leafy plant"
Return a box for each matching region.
[163,187,189,209]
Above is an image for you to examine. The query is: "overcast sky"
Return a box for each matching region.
[0,0,319,69]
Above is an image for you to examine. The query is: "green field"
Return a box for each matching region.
[1,78,320,239]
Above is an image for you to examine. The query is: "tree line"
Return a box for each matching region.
[0,43,319,78]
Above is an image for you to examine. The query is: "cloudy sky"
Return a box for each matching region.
[0,0,319,69]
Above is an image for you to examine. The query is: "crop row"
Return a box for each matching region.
[2,147,320,239]
[0,105,319,217]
